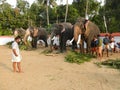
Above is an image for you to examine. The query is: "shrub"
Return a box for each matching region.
[0,29,12,36]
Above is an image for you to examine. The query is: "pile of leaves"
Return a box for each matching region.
[65,51,94,64]
[100,59,120,69]
[41,49,52,54]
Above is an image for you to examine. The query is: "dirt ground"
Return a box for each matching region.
[0,45,120,90]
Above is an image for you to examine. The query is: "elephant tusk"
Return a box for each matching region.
[61,28,65,33]
[77,34,81,45]
[69,37,74,44]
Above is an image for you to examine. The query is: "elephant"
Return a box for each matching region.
[14,28,26,38]
[23,27,48,48]
[50,22,76,52]
[73,17,100,53]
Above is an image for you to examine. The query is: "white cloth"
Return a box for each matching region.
[11,41,22,62]
[27,36,32,41]
[109,42,115,49]
[47,37,51,45]
[52,36,59,46]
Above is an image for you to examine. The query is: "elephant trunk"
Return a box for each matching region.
[23,29,30,45]
[74,25,81,44]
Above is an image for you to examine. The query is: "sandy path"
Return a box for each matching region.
[0,46,120,90]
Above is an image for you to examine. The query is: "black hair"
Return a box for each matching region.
[15,36,21,40]
[97,34,100,37]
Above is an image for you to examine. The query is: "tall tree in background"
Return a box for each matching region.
[37,0,57,26]
[72,0,100,19]
[104,0,120,32]
[65,0,68,22]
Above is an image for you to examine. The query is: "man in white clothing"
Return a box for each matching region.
[12,36,22,73]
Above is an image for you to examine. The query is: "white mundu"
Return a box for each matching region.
[52,36,59,46]
[11,41,22,62]
[110,42,115,49]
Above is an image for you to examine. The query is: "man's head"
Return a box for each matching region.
[97,34,100,38]
[105,34,109,38]
[15,36,21,43]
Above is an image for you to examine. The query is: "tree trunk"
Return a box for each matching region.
[85,0,88,19]
[65,0,68,22]
[46,0,49,26]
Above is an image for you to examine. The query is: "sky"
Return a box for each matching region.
[6,0,104,7]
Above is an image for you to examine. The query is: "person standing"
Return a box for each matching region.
[103,34,110,57]
[52,35,59,50]
[109,35,115,54]
[12,36,23,73]
[97,34,103,60]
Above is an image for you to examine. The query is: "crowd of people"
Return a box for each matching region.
[91,34,120,60]
[50,33,120,60]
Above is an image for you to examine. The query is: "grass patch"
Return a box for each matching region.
[65,51,94,64]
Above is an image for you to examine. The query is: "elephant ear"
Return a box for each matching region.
[33,27,38,37]
[58,24,65,33]
[75,21,85,32]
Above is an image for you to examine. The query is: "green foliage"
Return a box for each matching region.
[19,44,27,50]
[0,29,12,35]
[101,59,120,69]
[72,0,100,18]
[0,0,119,33]
[104,0,120,32]
[65,51,94,64]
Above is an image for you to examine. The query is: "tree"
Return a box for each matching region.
[37,0,57,26]
[65,0,68,22]
[104,0,120,32]
[72,0,100,19]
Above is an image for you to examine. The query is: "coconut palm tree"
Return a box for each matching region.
[85,0,89,19]
[65,0,68,22]
[37,0,57,26]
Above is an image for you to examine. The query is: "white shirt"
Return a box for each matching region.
[12,41,21,62]
[109,42,115,49]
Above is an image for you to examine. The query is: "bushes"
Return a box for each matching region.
[0,29,13,36]
[65,51,94,64]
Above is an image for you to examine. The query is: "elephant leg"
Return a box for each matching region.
[86,38,91,53]
[62,37,67,52]
[72,40,77,51]
[43,38,48,47]
[32,37,37,48]
[81,41,84,53]
[60,42,63,52]
[60,36,66,53]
